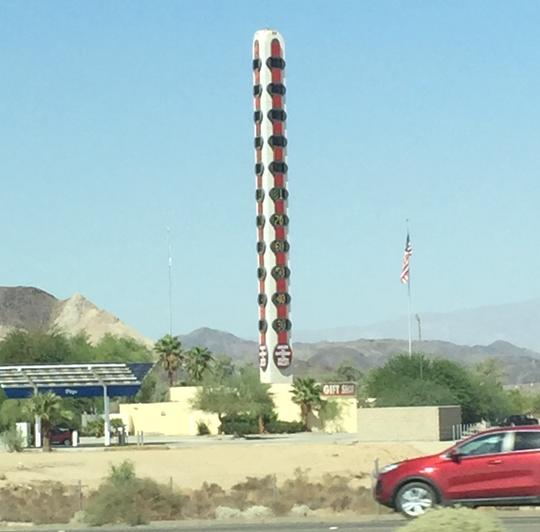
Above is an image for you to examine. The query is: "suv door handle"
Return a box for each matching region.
[488,459,502,465]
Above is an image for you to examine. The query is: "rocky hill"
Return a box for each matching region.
[180,328,540,385]
[3,286,540,385]
[0,286,152,346]
[179,327,255,359]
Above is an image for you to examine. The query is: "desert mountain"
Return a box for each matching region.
[179,327,256,359]
[180,328,540,385]
[296,298,540,351]
[3,287,540,384]
[0,286,152,347]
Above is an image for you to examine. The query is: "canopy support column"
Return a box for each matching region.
[103,384,111,447]
[34,415,42,448]
[28,379,41,449]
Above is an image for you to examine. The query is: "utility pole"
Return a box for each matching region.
[415,314,423,379]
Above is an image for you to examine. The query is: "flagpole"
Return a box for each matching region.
[400,222,413,357]
[406,220,412,357]
[407,270,412,357]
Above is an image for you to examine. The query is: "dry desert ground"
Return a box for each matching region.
[0,440,449,490]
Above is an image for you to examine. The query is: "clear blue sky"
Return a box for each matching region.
[1,1,539,341]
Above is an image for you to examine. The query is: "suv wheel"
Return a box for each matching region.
[395,482,436,518]
[63,438,72,446]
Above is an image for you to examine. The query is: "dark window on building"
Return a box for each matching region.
[258,319,268,333]
[255,162,264,176]
[256,214,265,228]
[270,240,290,253]
[254,137,264,149]
[257,267,267,280]
[266,57,286,69]
[267,109,287,122]
[269,161,288,175]
[267,83,286,96]
[514,432,540,451]
[258,293,267,306]
[253,58,262,70]
[253,84,262,97]
[269,136,287,148]
[254,110,263,123]
[256,241,266,254]
[255,189,265,202]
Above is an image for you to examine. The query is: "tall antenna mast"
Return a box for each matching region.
[167,226,173,336]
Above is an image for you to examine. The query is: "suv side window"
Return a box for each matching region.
[513,431,540,451]
[457,433,506,457]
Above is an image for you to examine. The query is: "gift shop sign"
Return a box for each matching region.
[321,383,357,397]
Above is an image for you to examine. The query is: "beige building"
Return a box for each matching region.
[356,405,461,441]
[120,383,357,436]
[119,386,460,441]
[119,386,220,436]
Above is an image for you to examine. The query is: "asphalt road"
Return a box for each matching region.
[2,515,539,532]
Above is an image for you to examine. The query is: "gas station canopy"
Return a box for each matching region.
[0,363,153,399]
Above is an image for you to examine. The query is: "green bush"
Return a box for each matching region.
[222,416,305,435]
[266,420,306,433]
[401,507,506,532]
[221,419,258,436]
[196,421,211,435]
[109,460,136,483]
[1,426,24,452]
[0,400,29,432]
[83,419,104,437]
[319,400,342,428]
[84,460,186,526]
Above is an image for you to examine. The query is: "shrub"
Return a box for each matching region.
[222,417,305,435]
[228,475,276,510]
[109,460,136,483]
[1,426,24,452]
[319,400,342,429]
[0,481,79,524]
[400,507,506,532]
[266,420,305,434]
[184,482,227,518]
[180,471,378,519]
[84,460,186,526]
[196,421,210,436]
[83,419,104,437]
[274,469,377,514]
[221,419,258,436]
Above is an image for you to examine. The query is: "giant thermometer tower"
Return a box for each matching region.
[253,29,292,384]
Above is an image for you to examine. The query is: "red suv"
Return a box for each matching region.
[374,426,540,517]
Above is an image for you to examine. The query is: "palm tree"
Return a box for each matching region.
[291,377,323,429]
[24,392,73,452]
[184,346,214,383]
[155,334,183,387]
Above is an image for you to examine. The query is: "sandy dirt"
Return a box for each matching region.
[0,440,449,490]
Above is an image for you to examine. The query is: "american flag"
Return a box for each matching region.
[400,233,412,284]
